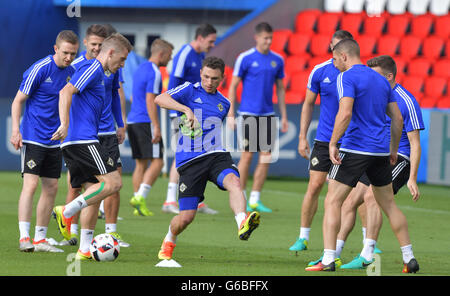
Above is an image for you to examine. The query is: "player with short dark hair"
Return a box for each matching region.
[289,30,355,255]
[127,39,174,216]
[155,56,260,261]
[163,23,218,215]
[52,33,132,260]
[228,21,288,213]
[11,30,79,253]
[306,39,419,273]
[338,55,424,272]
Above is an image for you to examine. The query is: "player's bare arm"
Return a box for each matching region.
[52,83,77,141]
[155,92,196,129]
[10,90,29,150]
[275,78,288,133]
[386,101,403,165]
[329,97,354,164]
[407,129,421,201]
[146,92,161,143]
[298,89,318,159]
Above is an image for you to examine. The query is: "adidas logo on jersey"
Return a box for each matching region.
[44,77,53,83]
[323,77,331,83]
[251,61,259,67]
[194,97,203,104]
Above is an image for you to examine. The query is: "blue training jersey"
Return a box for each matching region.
[166,82,230,168]
[127,61,162,124]
[389,84,425,159]
[72,51,123,135]
[337,64,396,155]
[307,58,341,143]
[233,48,285,116]
[62,59,105,147]
[168,44,205,117]
[19,55,75,147]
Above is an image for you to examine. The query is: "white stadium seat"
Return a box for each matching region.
[429,0,450,15]
[344,0,366,13]
[408,0,431,15]
[324,0,345,12]
[386,0,409,14]
[366,0,387,16]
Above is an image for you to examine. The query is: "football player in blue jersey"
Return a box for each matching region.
[289,30,357,254]
[127,39,173,216]
[154,57,260,262]
[228,22,288,213]
[338,55,423,273]
[163,24,219,215]
[10,30,79,253]
[51,33,132,260]
[306,39,418,273]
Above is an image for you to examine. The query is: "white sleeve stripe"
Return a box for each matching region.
[71,56,85,66]
[173,46,192,78]
[23,57,51,95]
[395,87,421,130]
[337,72,344,99]
[307,59,332,89]
[73,62,100,90]
[233,48,255,77]
[151,63,162,94]
[167,81,190,96]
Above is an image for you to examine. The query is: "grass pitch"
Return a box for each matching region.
[0,171,449,277]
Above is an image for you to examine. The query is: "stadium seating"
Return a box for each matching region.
[377,35,400,55]
[430,0,450,15]
[294,9,321,34]
[343,0,365,14]
[357,35,377,58]
[399,35,422,58]
[433,59,450,78]
[410,14,434,38]
[339,12,364,37]
[386,0,409,14]
[363,15,387,37]
[402,76,424,98]
[310,34,332,56]
[436,96,450,108]
[424,76,447,97]
[408,0,431,15]
[408,58,432,77]
[287,33,310,56]
[317,12,342,34]
[324,0,345,13]
[271,29,293,54]
[284,55,309,76]
[386,14,411,37]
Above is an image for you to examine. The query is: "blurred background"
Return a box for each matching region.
[0,0,449,186]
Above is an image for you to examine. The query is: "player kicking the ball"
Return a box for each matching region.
[154,56,260,262]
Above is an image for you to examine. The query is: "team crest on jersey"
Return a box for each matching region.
[66,76,71,83]
[271,60,277,68]
[105,70,112,77]
[27,159,37,170]
[311,157,319,167]
[107,157,114,167]
[217,103,224,112]
[179,183,187,192]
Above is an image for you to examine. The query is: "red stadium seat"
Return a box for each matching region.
[420,96,438,108]
[363,15,386,37]
[445,39,450,58]
[310,34,331,57]
[317,12,341,34]
[422,36,444,61]
[433,59,450,78]
[399,36,421,59]
[308,55,332,70]
[271,29,293,54]
[410,14,434,38]
[386,14,410,37]
[285,91,306,104]
[394,57,407,75]
[433,15,450,39]
[424,76,447,97]
[401,76,424,99]
[376,35,400,56]
[289,71,310,94]
[436,96,450,109]
[285,55,309,75]
[357,35,376,58]
[408,58,431,77]
[340,12,364,37]
[295,9,321,34]
[287,33,310,56]
[396,73,404,84]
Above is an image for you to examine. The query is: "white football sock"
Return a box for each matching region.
[166,182,178,203]
[322,249,336,265]
[164,226,177,244]
[361,238,376,261]
[249,191,260,205]
[99,200,105,213]
[80,229,94,253]
[235,212,247,228]
[335,239,345,258]
[19,221,31,240]
[105,224,117,234]
[34,226,47,242]
[299,227,311,241]
[401,244,415,263]
[362,227,367,244]
[71,224,78,235]
[137,183,151,199]
[63,195,88,218]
